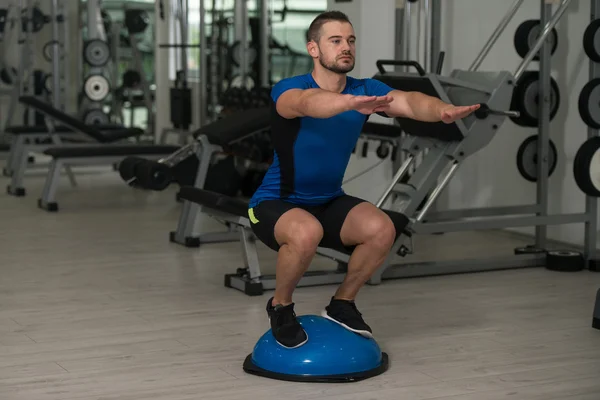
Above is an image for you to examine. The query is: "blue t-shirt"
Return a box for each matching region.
[248,73,394,207]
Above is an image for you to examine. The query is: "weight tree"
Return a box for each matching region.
[574,0,600,268]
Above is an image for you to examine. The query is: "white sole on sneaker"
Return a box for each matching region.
[321,310,374,339]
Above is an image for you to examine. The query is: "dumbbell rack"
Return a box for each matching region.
[80,0,112,125]
[1,0,39,133]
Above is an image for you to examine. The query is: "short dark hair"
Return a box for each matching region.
[306,11,352,43]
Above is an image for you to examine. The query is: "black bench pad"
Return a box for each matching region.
[178,186,249,218]
[5,124,124,134]
[43,145,180,158]
[19,96,141,143]
[362,122,403,139]
[193,107,270,147]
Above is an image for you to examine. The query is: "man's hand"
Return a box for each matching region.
[347,95,394,115]
[440,104,480,124]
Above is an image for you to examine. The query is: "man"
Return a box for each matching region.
[247,10,479,349]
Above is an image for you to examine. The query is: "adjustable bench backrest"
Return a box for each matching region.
[19,96,112,143]
[193,107,270,147]
[373,74,465,142]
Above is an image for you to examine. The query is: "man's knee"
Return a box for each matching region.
[288,220,324,254]
[363,214,396,250]
[278,215,323,255]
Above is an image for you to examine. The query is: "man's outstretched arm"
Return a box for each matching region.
[276,88,349,119]
[276,88,392,119]
[379,90,480,123]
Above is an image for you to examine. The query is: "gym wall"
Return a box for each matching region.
[327,0,399,205]
[438,0,590,247]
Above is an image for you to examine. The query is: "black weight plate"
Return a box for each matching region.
[119,156,146,183]
[573,136,600,197]
[514,19,558,60]
[546,250,584,272]
[578,78,600,129]
[510,71,560,127]
[136,160,172,191]
[583,19,600,63]
[83,109,110,125]
[84,39,110,67]
[124,9,149,34]
[122,69,141,88]
[514,245,546,255]
[516,134,557,182]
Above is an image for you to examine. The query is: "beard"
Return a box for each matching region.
[318,50,355,73]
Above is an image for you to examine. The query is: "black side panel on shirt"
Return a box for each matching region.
[270,99,301,198]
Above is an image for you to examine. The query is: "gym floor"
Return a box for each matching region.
[1,166,599,400]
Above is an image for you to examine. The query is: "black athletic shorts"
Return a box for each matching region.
[248,194,366,253]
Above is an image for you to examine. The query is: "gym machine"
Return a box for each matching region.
[172,0,600,296]
[120,106,272,246]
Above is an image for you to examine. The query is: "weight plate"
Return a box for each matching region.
[578,78,600,129]
[229,41,257,68]
[83,39,110,67]
[83,75,110,102]
[546,250,584,272]
[83,109,110,125]
[124,9,149,34]
[583,19,600,63]
[122,69,141,88]
[43,40,58,62]
[514,19,558,60]
[514,245,546,255]
[43,73,53,94]
[510,71,560,127]
[573,136,600,197]
[516,134,557,182]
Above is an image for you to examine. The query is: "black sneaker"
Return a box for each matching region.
[322,297,373,338]
[266,297,308,348]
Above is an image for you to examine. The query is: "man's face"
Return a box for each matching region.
[311,21,356,73]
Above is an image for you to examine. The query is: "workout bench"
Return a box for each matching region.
[3,123,121,177]
[120,106,272,246]
[4,103,137,197]
[12,96,179,211]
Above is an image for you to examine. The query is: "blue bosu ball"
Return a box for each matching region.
[243,315,389,382]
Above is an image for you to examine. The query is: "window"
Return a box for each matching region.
[173,0,326,83]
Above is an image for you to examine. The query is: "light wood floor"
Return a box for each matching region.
[1,166,599,400]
